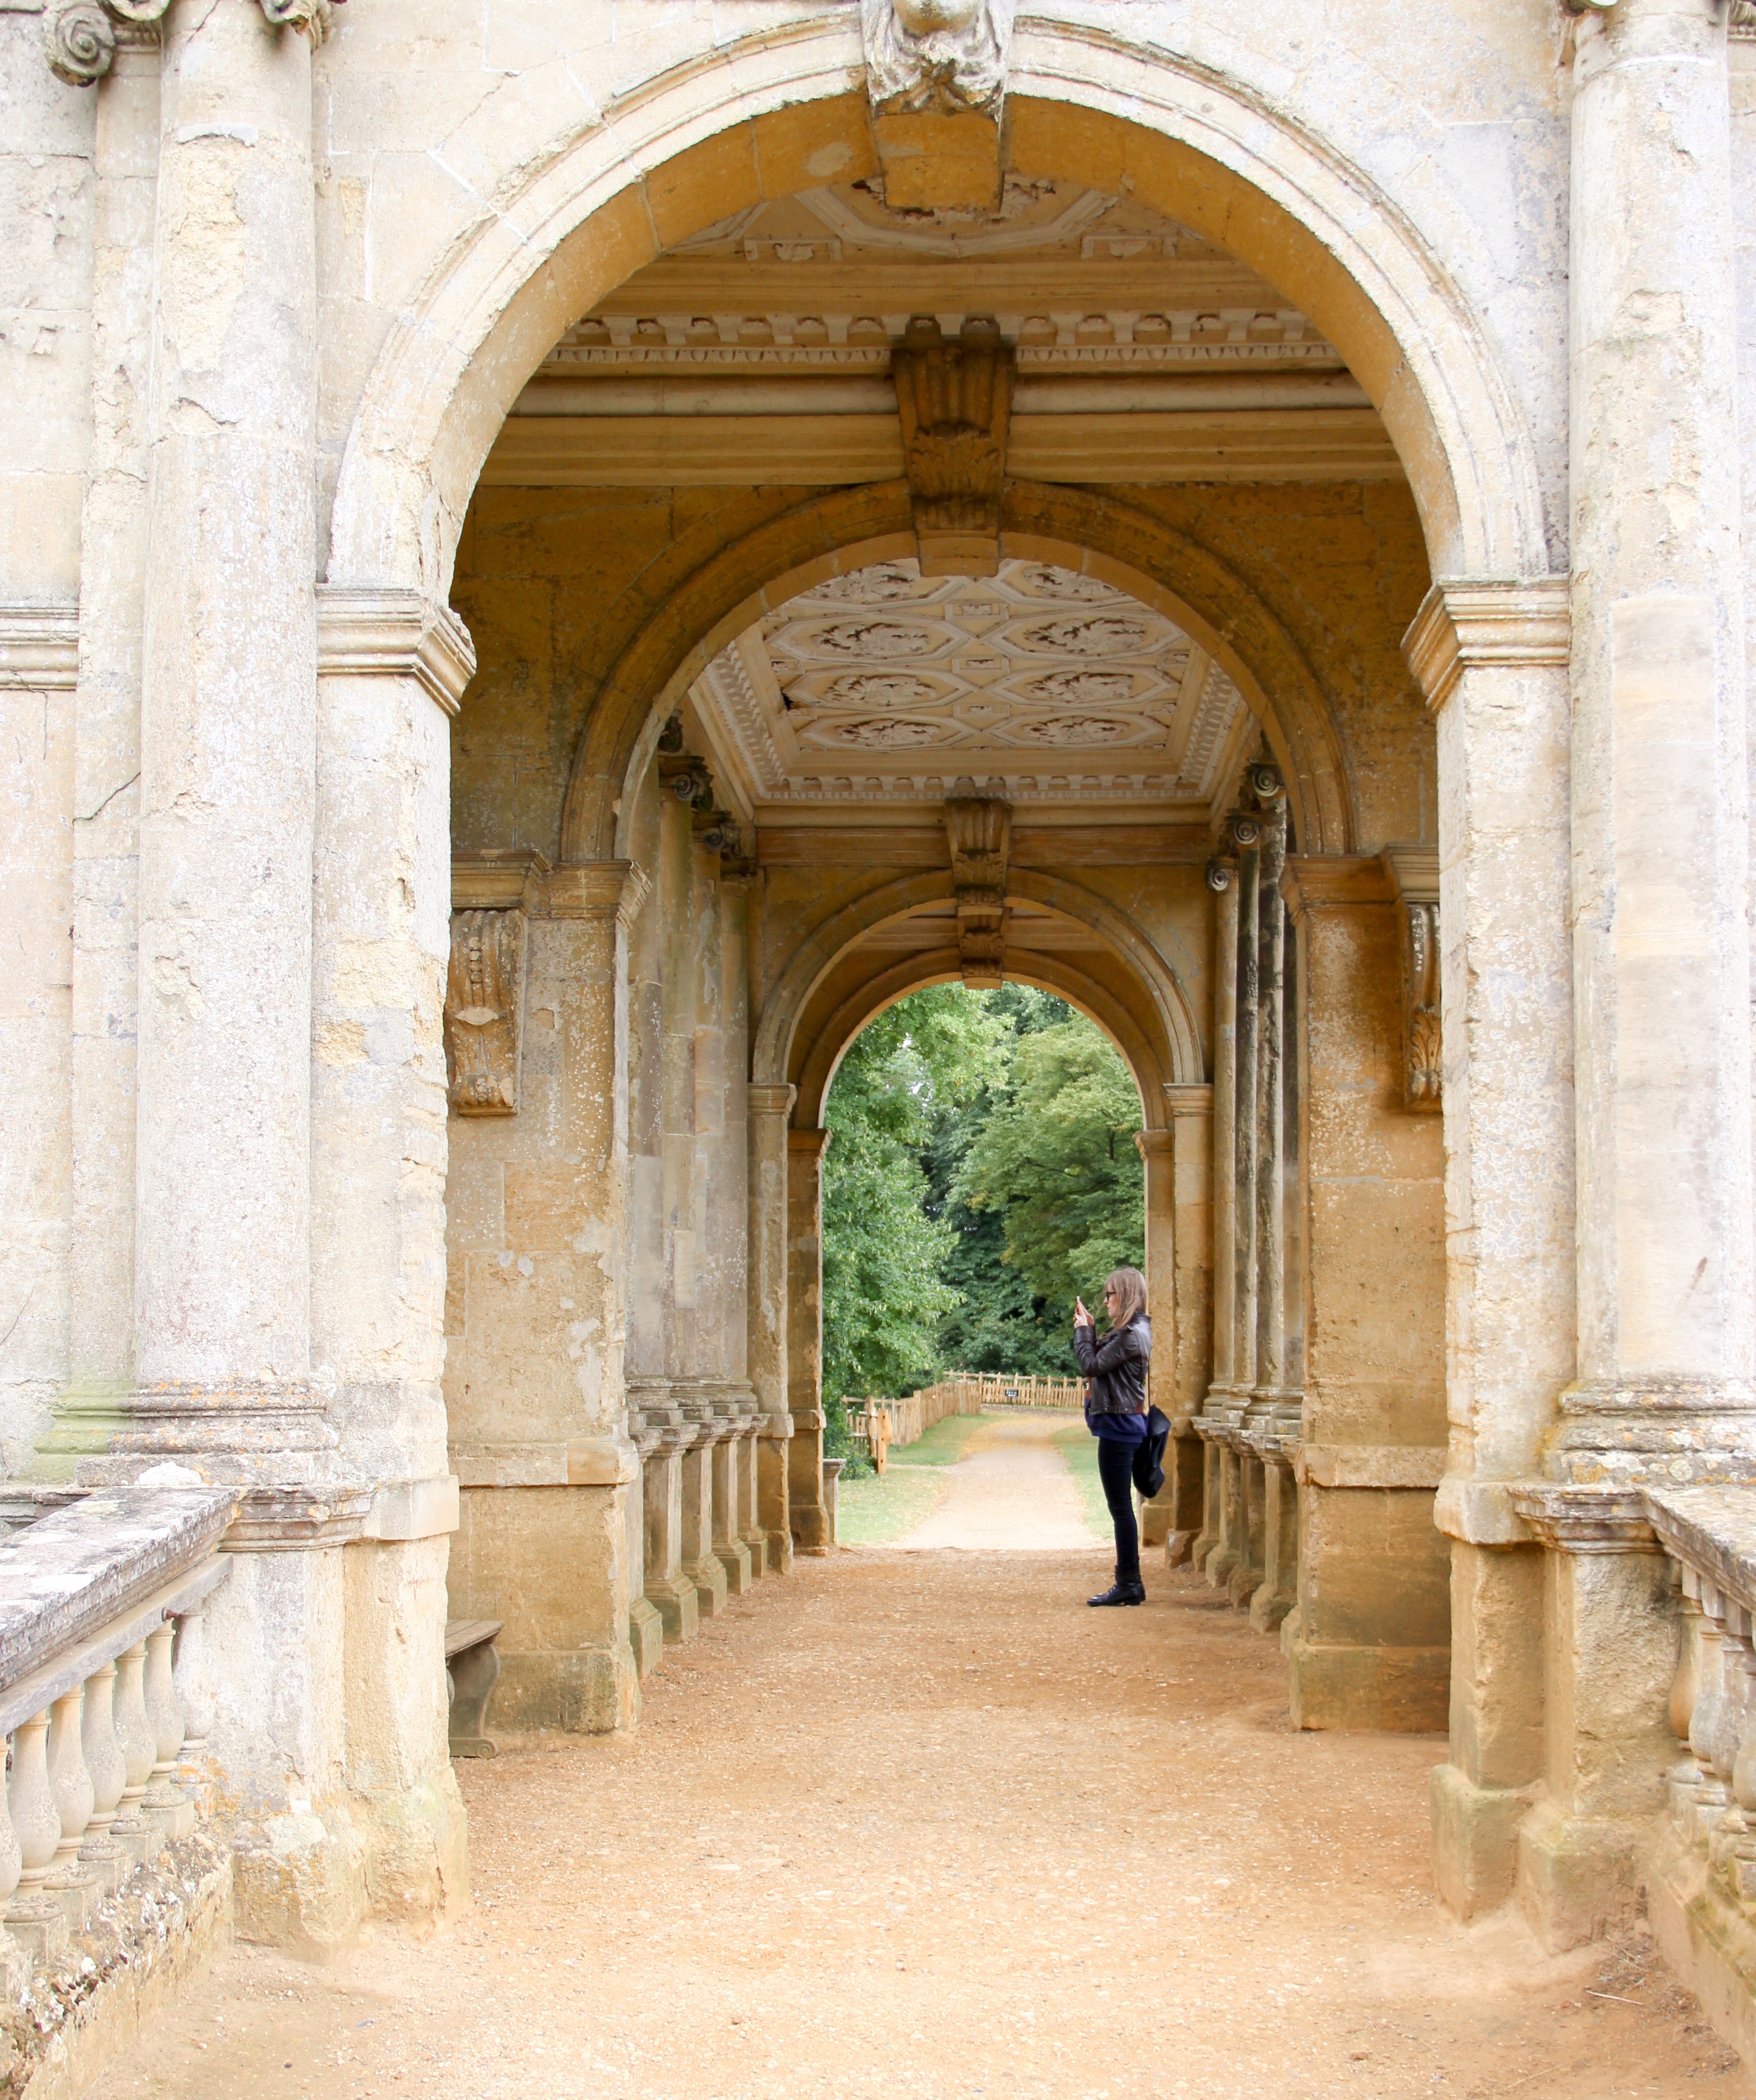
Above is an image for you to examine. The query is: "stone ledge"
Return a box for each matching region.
[8,1834,231,2100]
[1296,1445,1447,1490]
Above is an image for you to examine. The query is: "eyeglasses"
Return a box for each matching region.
[1103,1288,1118,1300]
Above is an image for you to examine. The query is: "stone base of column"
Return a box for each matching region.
[450,1485,639,1734]
[1430,1763,1536,1921]
[741,1527,769,1580]
[1250,1453,1299,1634]
[1287,1635,1449,1732]
[758,1420,794,1574]
[713,1542,754,1596]
[685,1553,730,1618]
[1188,1429,1224,1572]
[1206,1441,1246,1591]
[646,1573,700,1643]
[628,1597,666,1678]
[42,1379,342,1486]
[233,1806,368,1959]
[788,1408,828,1556]
[1514,1799,1644,1953]
[1647,1815,1756,2073]
[341,1538,469,1928]
[1142,1428,1205,1560]
[1227,1451,1267,1609]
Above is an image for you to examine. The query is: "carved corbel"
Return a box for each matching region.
[444,909,527,1117]
[1383,845,1441,1114]
[893,317,1014,579]
[45,0,335,85]
[945,781,1011,988]
[861,0,1013,206]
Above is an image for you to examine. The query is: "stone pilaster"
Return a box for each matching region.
[787,1127,832,1555]
[1405,581,1572,1915]
[1190,858,1238,1575]
[747,1084,796,1574]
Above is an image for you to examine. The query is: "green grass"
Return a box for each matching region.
[1052,1419,1117,1545]
[834,1409,989,1545]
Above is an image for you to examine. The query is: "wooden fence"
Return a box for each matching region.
[839,1371,1084,1468]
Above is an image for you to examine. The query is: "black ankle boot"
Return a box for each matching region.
[1087,1579,1146,1607]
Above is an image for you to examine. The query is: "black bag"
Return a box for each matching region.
[1132,1405,1171,1499]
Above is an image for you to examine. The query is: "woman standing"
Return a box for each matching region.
[1072,1267,1150,1607]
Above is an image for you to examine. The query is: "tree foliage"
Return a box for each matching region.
[821,980,1145,1397]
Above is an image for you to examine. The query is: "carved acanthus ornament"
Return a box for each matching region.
[860,0,1014,116]
[445,910,526,1117]
[945,782,1011,987]
[892,317,1014,577]
[46,0,335,83]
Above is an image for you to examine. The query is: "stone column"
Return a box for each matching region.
[1136,1129,1176,1553]
[787,1127,832,1555]
[308,592,472,1919]
[1191,859,1238,1574]
[1405,583,1573,1918]
[1207,818,1260,1592]
[642,1424,700,1641]
[718,870,764,1580]
[1560,0,1753,1487]
[445,861,645,1734]
[66,27,158,1420]
[747,1084,796,1573]
[1502,0,1750,1942]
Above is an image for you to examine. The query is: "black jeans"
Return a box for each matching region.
[1096,1437,1141,1585]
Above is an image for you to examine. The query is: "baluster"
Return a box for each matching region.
[0,1743,29,1994]
[1691,1594,1733,1839]
[43,1685,98,1925]
[142,1623,194,1841]
[110,1643,158,1867]
[5,1713,68,1962]
[171,1607,215,1818]
[1669,1582,1707,1827]
[79,1661,128,1892]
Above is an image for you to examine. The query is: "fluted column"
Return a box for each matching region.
[747,1084,796,1573]
[1191,857,1238,1574]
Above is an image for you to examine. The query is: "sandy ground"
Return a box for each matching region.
[881,1411,1094,1551]
[94,1414,1748,2100]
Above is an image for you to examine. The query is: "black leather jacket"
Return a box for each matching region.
[1072,1314,1151,1415]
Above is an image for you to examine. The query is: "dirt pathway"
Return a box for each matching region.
[883,1410,1098,1552]
[93,1437,1745,2100]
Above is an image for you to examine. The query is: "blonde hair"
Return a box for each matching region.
[1104,1267,1147,1329]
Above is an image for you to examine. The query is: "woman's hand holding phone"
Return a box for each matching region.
[1074,1296,1093,1330]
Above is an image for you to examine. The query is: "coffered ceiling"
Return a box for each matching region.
[480,177,1399,488]
[685,557,1254,820]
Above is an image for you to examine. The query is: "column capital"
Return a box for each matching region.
[1135,1128,1174,1159]
[1163,1082,1214,1119]
[544,860,650,929]
[1279,853,1394,923]
[317,586,477,717]
[46,0,333,88]
[1401,579,1570,715]
[747,1083,797,1121]
[788,1127,832,1163]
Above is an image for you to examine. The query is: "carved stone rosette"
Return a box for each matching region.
[860,0,1014,116]
[945,781,1011,987]
[44,0,334,85]
[444,909,527,1117]
[892,316,1014,578]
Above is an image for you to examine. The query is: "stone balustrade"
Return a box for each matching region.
[0,1481,236,1994]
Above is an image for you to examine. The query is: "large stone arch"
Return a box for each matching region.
[326,25,1551,613]
[750,867,1204,1120]
[561,486,1356,864]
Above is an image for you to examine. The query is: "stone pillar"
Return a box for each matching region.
[625,1418,664,1678]
[67,28,158,1423]
[747,1084,796,1573]
[1405,583,1573,1916]
[711,1427,754,1596]
[679,1422,728,1619]
[1136,1129,1177,1553]
[1505,0,1751,1942]
[715,869,762,1579]
[787,1128,832,1555]
[642,1425,699,1642]
[1191,859,1238,1574]
[1559,0,1753,1490]
[445,861,646,1735]
[1279,851,1448,1730]
[310,591,473,1919]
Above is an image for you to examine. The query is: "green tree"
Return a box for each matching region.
[951,1011,1145,1327]
[820,986,1007,1408]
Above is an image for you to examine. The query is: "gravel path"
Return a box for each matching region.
[881,1410,1100,1552]
[92,1422,1745,2100]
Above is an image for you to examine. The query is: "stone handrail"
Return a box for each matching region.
[0,1481,237,1983]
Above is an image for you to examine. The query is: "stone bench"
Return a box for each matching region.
[445,1618,503,1758]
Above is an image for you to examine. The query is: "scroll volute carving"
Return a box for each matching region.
[1383,845,1441,1114]
[445,910,527,1116]
[945,784,1011,988]
[892,317,1014,577]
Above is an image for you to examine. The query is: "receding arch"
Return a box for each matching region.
[326,26,1552,613]
[558,486,1356,866]
[751,870,1204,1117]
[792,947,1166,1134]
